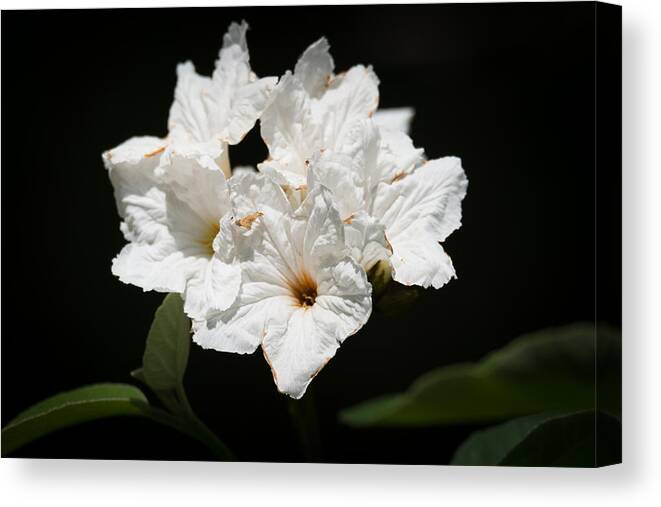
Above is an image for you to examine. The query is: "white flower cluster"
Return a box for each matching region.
[103,22,468,399]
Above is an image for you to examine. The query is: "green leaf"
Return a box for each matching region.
[1,383,149,455]
[451,410,621,467]
[340,323,620,427]
[142,293,190,392]
[129,294,234,459]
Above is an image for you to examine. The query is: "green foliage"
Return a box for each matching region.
[131,293,193,415]
[142,293,190,392]
[340,323,621,427]
[451,410,621,467]
[133,293,233,458]
[1,383,150,456]
[2,294,233,460]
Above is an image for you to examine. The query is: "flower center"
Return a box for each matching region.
[289,271,318,308]
[200,222,220,256]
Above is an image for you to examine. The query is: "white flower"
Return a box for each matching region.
[258,36,468,287]
[193,172,372,399]
[104,28,468,400]
[309,118,468,288]
[258,38,380,187]
[167,20,277,177]
[103,21,278,318]
[103,137,242,319]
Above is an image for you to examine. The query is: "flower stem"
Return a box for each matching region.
[174,383,235,460]
[143,404,234,460]
[287,387,323,462]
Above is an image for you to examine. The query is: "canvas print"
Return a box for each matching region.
[1,2,622,466]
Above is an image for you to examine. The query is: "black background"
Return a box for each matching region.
[1,2,621,464]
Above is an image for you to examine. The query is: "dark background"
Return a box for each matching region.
[1,2,621,464]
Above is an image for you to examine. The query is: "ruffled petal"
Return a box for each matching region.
[372,157,468,288]
[263,267,372,398]
[344,211,391,271]
[104,137,240,313]
[261,304,341,399]
[193,293,293,355]
[104,137,195,293]
[103,136,167,227]
[263,186,372,398]
[339,118,423,191]
[212,20,252,103]
[292,184,346,266]
[294,37,335,99]
[376,128,425,183]
[168,62,216,144]
[211,21,277,145]
[183,214,242,319]
[317,65,380,151]
[259,71,320,184]
[223,76,278,144]
[169,22,276,148]
[158,147,231,225]
[307,151,364,220]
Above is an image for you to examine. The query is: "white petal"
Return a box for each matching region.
[264,187,372,398]
[212,20,252,99]
[162,154,239,317]
[158,147,231,225]
[344,211,391,272]
[372,157,468,288]
[373,107,415,134]
[210,21,277,145]
[103,136,166,222]
[294,37,335,99]
[377,128,425,183]
[194,293,293,355]
[169,22,276,148]
[386,234,457,289]
[111,242,204,294]
[108,188,204,294]
[259,160,307,190]
[223,76,278,144]
[259,72,319,184]
[261,304,340,399]
[317,65,380,151]
[338,118,423,189]
[168,62,216,144]
[292,184,346,264]
[265,262,372,399]
[307,151,364,220]
[260,57,378,188]
[306,152,390,270]
[104,137,193,292]
[229,169,293,219]
[105,137,239,309]
[183,214,242,319]
[111,179,221,295]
